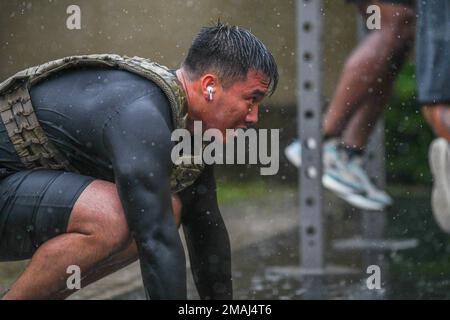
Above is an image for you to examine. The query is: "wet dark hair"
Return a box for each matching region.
[182,23,278,96]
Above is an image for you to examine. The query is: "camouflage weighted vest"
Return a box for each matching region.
[0,54,204,192]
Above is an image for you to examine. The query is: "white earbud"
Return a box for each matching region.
[207,86,214,101]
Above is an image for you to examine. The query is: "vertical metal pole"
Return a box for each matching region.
[357,16,387,239]
[362,121,388,300]
[297,0,324,271]
[363,122,387,238]
[359,15,388,299]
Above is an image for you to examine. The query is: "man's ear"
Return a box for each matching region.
[200,74,220,101]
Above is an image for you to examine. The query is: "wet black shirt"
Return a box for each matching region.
[34,67,174,179]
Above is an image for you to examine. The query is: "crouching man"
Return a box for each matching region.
[0,23,278,299]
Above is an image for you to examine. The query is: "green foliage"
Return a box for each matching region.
[385,63,434,184]
[215,179,293,205]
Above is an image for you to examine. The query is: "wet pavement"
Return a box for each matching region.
[2,184,450,300]
[114,185,450,300]
[228,186,450,300]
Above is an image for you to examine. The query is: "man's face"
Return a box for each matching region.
[202,69,270,142]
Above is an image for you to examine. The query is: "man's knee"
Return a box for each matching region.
[68,180,130,256]
[68,181,183,258]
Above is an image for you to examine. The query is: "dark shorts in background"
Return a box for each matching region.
[0,169,94,261]
[416,0,450,105]
[346,0,414,5]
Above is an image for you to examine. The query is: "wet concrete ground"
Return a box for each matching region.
[2,184,449,299]
[226,186,450,300]
[111,185,450,300]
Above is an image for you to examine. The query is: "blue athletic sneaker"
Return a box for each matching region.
[285,139,392,211]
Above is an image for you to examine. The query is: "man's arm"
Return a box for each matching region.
[179,165,233,300]
[104,93,186,299]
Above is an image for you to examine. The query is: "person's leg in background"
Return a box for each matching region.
[286,0,415,210]
[423,105,450,233]
[324,0,415,142]
[416,0,450,233]
[422,106,450,142]
[342,1,415,148]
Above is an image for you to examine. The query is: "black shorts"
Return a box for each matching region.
[416,0,450,105]
[0,169,94,261]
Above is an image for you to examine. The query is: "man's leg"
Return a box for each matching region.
[341,58,398,149]
[49,238,139,299]
[416,0,450,233]
[3,180,132,299]
[318,1,414,209]
[285,0,414,209]
[51,194,183,299]
[323,1,415,140]
[3,185,182,300]
[341,92,388,150]
[422,105,450,232]
[423,105,450,223]
[422,106,450,143]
